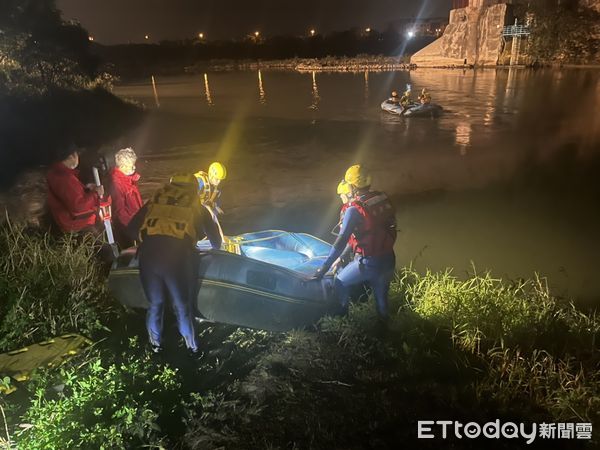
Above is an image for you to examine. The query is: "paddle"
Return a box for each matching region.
[92,167,119,258]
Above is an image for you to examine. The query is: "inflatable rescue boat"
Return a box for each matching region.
[108,230,338,331]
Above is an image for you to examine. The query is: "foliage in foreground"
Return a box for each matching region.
[1,241,598,449]
[184,269,599,449]
[5,338,175,450]
[0,222,119,353]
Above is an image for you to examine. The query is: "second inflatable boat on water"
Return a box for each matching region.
[108,230,339,332]
[381,100,443,117]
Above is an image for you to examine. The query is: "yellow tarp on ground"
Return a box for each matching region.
[0,334,92,394]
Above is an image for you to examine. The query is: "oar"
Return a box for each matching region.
[92,167,119,258]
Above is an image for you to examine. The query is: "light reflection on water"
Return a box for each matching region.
[203,73,213,107]
[257,70,266,105]
[109,69,600,303]
[310,71,320,110]
[455,121,472,154]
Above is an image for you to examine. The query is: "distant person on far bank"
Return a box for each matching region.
[46,146,103,234]
[108,147,143,248]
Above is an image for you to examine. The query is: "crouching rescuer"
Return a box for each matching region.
[128,173,222,355]
[314,165,397,319]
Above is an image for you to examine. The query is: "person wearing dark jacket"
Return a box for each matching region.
[127,173,222,355]
[46,149,103,233]
[108,148,143,248]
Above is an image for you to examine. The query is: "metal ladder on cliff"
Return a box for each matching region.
[502,19,530,66]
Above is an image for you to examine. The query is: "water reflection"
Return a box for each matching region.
[503,67,518,111]
[151,75,160,108]
[310,71,320,110]
[258,70,266,104]
[203,73,214,106]
[455,121,472,154]
[364,70,369,103]
[30,70,600,301]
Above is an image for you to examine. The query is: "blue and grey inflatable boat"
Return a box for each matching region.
[108,230,338,331]
[381,100,443,117]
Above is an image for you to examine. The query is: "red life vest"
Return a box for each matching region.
[341,191,396,257]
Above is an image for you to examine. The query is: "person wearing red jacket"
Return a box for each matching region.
[108,148,143,248]
[46,149,104,233]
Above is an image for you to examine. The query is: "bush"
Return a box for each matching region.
[397,268,599,355]
[523,2,600,64]
[14,341,178,449]
[0,222,119,352]
[183,268,600,449]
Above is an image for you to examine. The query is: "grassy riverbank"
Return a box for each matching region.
[0,225,598,449]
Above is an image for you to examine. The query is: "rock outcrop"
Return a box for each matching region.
[581,0,600,12]
[411,2,509,67]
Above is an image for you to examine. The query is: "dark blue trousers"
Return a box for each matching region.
[334,252,396,318]
[138,236,198,351]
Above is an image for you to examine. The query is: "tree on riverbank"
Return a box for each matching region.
[93,30,434,79]
[0,0,101,94]
[514,0,600,64]
[0,0,142,189]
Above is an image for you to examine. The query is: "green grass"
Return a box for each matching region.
[0,221,119,352]
[0,229,598,449]
[182,269,600,449]
[8,338,175,450]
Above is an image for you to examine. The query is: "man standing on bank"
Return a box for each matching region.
[314,165,397,320]
[128,173,222,355]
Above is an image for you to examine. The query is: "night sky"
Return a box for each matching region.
[57,0,453,44]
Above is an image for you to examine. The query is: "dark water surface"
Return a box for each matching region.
[113,68,600,304]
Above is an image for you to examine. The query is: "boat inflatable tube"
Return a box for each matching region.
[108,230,339,331]
[381,100,443,117]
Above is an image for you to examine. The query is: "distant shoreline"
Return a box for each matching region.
[179,56,600,75]
[184,56,415,73]
[105,55,600,81]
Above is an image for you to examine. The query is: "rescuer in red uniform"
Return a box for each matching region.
[315,165,397,319]
[46,148,103,233]
[108,147,143,248]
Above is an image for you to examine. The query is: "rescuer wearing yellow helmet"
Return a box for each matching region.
[127,173,222,356]
[389,90,401,105]
[194,161,228,246]
[418,88,431,105]
[194,162,227,208]
[337,179,353,205]
[315,165,397,320]
[330,179,356,272]
[400,85,412,109]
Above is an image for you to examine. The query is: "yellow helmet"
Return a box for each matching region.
[169,173,197,186]
[337,180,352,196]
[344,164,371,189]
[208,162,227,183]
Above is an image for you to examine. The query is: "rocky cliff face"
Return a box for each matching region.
[411,3,508,67]
[580,0,600,11]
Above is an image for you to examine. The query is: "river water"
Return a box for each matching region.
[112,68,600,304]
